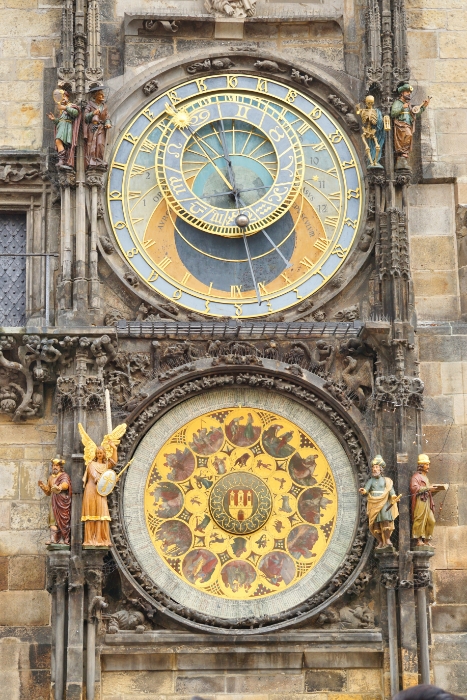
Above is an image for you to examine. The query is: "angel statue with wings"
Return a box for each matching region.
[78,423,127,547]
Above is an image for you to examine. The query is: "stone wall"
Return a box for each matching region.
[0,0,60,151]
[0,414,55,700]
[417,325,467,696]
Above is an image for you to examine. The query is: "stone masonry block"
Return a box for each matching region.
[418,334,467,362]
[433,662,467,695]
[435,569,467,603]
[176,652,302,671]
[176,674,225,694]
[1,37,30,57]
[423,425,463,453]
[407,30,438,59]
[453,394,467,424]
[446,525,467,568]
[432,633,467,661]
[420,362,442,395]
[0,530,43,556]
[0,557,7,590]
[437,134,467,157]
[409,236,456,271]
[447,9,467,30]
[432,606,467,633]
[0,502,10,530]
[415,296,460,323]
[102,671,174,695]
[226,673,304,694]
[413,272,457,297]
[439,32,467,58]
[101,653,174,672]
[0,590,50,626]
[409,206,454,236]
[347,669,383,692]
[408,185,453,208]
[6,104,42,129]
[428,453,465,486]
[0,9,61,37]
[440,362,466,395]
[305,670,346,692]
[10,503,45,530]
[0,463,19,499]
[9,555,45,590]
[458,486,467,526]
[435,109,467,133]
[436,60,467,85]
[19,464,48,501]
[406,9,446,29]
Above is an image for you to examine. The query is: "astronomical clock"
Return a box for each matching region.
[106,69,368,632]
[107,73,364,318]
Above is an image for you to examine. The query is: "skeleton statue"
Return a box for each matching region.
[355,95,386,168]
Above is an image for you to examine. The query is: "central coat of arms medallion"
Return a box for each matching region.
[209,472,272,534]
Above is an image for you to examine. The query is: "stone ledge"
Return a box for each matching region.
[103,629,383,649]
[101,648,383,672]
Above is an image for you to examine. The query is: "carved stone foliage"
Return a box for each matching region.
[104,351,151,408]
[374,374,424,409]
[108,367,370,632]
[0,335,64,421]
[56,335,118,411]
[205,0,256,18]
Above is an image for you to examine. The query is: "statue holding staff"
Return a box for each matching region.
[78,422,127,547]
[83,86,112,169]
[359,455,401,549]
[38,458,72,546]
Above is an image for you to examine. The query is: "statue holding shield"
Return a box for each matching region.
[78,422,127,547]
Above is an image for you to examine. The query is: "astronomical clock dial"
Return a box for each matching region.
[108,74,364,317]
[123,390,359,621]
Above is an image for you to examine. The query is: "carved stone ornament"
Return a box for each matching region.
[291,68,313,88]
[0,160,41,182]
[253,60,286,73]
[186,57,235,75]
[205,0,256,18]
[142,79,159,97]
[108,366,371,633]
[380,571,399,589]
[374,374,424,409]
[317,604,375,629]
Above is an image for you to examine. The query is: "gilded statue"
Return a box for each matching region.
[78,423,127,547]
[391,83,431,167]
[83,86,112,169]
[38,458,72,547]
[410,453,448,547]
[359,455,400,549]
[355,95,386,168]
[47,88,81,170]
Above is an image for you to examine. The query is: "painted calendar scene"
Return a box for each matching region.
[144,407,338,600]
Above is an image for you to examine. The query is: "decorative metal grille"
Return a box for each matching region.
[0,213,26,326]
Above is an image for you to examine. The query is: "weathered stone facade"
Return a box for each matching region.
[0,0,466,699]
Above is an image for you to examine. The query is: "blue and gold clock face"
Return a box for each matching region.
[107,74,364,318]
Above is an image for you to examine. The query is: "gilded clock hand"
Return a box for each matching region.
[187,129,234,191]
[165,104,233,191]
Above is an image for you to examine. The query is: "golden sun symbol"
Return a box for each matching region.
[165,103,192,129]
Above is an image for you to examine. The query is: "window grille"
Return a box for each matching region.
[0,212,27,326]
